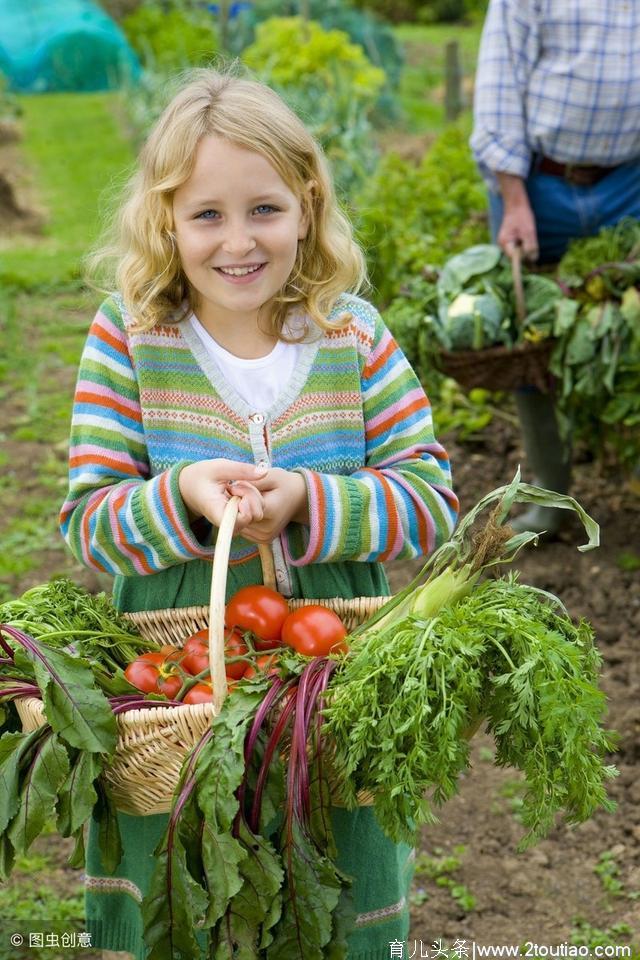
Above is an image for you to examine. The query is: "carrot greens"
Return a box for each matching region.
[324,574,617,849]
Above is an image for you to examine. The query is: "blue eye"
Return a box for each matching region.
[254,204,278,215]
[196,209,219,220]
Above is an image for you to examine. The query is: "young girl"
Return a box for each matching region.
[59,67,459,960]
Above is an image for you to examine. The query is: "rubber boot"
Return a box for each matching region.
[511,387,571,536]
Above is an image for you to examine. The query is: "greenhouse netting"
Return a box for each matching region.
[0,0,140,93]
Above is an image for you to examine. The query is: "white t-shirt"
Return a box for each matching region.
[189,313,307,410]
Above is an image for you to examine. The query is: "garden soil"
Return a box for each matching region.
[6,413,640,957]
[0,121,43,235]
[385,419,640,954]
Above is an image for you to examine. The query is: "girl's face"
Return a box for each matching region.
[172,135,309,331]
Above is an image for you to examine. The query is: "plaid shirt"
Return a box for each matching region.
[471,0,640,184]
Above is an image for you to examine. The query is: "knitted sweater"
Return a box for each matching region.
[59,292,458,611]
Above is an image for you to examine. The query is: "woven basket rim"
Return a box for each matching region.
[125,595,390,623]
[17,693,215,726]
[439,337,554,363]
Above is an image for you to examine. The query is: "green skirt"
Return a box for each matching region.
[85,805,413,960]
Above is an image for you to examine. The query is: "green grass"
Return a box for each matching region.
[0,286,99,600]
[0,90,132,596]
[393,22,482,134]
[0,92,134,287]
[0,829,91,960]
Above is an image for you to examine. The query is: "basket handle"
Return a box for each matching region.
[207,496,277,713]
[510,244,527,331]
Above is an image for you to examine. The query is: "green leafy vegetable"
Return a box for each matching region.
[7,729,69,853]
[326,575,616,849]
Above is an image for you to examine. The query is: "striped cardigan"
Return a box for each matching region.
[59,292,458,601]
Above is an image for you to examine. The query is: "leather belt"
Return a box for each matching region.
[534,154,618,187]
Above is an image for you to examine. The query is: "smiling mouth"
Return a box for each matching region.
[215,263,266,277]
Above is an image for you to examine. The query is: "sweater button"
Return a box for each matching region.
[257,459,269,469]
[250,412,265,424]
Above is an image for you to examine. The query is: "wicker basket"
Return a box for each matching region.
[15,497,388,816]
[437,247,555,393]
[438,338,554,392]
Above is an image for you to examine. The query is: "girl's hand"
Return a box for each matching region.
[231,468,309,543]
[178,459,268,534]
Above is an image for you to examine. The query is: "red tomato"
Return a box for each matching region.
[281,605,348,658]
[181,639,209,676]
[183,682,213,705]
[124,659,159,693]
[156,671,183,699]
[137,651,166,666]
[183,630,208,653]
[180,629,248,679]
[224,628,248,680]
[242,653,279,681]
[225,586,289,650]
[125,652,185,698]
[157,644,183,657]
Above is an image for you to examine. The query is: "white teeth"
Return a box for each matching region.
[218,264,263,276]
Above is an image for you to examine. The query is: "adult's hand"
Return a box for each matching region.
[495,172,539,262]
[178,459,267,534]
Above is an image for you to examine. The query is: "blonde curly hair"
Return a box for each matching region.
[89,67,367,334]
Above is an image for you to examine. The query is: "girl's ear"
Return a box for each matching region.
[298,179,317,240]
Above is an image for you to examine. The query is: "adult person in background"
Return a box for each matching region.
[471,0,640,534]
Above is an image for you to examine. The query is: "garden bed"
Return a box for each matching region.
[386,418,640,952]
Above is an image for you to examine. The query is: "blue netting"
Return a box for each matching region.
[0,0,140,92]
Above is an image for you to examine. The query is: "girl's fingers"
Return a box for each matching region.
[209,459,268,483]
[228,481,265,526]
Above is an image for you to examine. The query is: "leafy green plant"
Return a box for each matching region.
[227,0,404,109]
[413,846,476,912]
[324,475,609,850]
[433,381,506,440]
[385,219,640,469]
[594,850,625,898]
[551,220,640,470]
[355,125,487,304]
[494,776,526,822]
[617,551,640,572]
[418,244,562,353]
[242,17,386,104]
[122,1,218,70]
[570,919,635,953]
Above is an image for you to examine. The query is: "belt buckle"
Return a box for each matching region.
[565,163,595,187]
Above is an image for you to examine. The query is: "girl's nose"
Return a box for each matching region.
[221,222,256,257]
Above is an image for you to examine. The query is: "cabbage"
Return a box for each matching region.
[438,244,503,297]
[440,292,504,351]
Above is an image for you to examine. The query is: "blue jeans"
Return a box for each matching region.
[488,159,640,263]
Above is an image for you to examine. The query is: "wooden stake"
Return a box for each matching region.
[445,40,462,122]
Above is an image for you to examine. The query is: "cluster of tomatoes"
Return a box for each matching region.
[124,585,348,705]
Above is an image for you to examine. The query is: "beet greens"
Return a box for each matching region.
[142,660,353,960]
